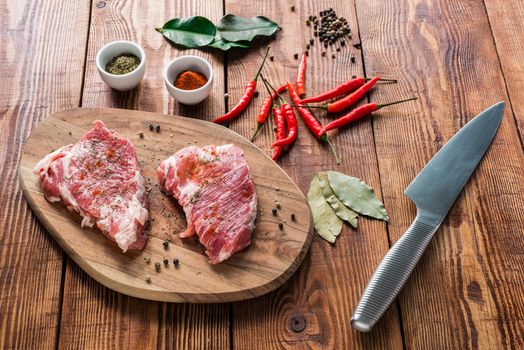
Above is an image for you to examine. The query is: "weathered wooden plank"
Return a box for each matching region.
[356,0,524,348]
[484,0,524,144]
[225,1,403,348]
[57,0,229,348]
[0,0,90,348]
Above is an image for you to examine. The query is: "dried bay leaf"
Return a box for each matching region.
[307,174,343,243]
[318,172,358,228]
[327,171,390,222]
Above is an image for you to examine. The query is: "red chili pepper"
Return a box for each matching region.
[295,52,307,97]
[287,82,323,139]
[272,103,298,148]
[213,47,270,124]
[272,106,286,160]
[320,97,417,134]
[326,76,381,113]
[288,82,341,164]
[300,77,366,104]
[251,84,287,142]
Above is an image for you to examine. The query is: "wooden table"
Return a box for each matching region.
[1,0,524,348]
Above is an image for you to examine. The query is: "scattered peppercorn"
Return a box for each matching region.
[350,56,356,63]
[272,208,278,215]
[173,258,179,266]
[291,213,296,222]
[352,74,357,79]
[336,47,341,52]
[68,131,72,136]
[148,124,154,131]
[163,257,169,266]
[322,52,326,57]
[275,202,281,209]
[306,20,311,26]
[138,132,144,138]
[278,222,284,230]
[294,53,299,60]
[306,44,310,50]
[353,43,361,49]
[163,240,169,249]
[305,50,309,56]
[155,125,160,132]
[155,262,161,272]
[332,53,336,59]
[270,56,275,61]
[146,276,151,283]
[254,91,259,98]
[310,38,314,45]
[290,5,295,11]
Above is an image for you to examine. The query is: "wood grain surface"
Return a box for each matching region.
[357,0,524,348]
[0,0,90,349]
[20,107,313,302]
[2,0,524,348]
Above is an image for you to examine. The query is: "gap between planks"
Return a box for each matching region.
[480,0,524,153]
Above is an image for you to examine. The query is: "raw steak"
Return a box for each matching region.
[34,120,149,252]
[157,144,257,264]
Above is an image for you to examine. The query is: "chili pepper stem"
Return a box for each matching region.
[365,78,397,83]
[253,47,270,81]
[261,75,286,105]
[324,136,340,165]
[377,97,417,109]
[261,76,279,107]
[250,124,263,142]
[291,104,326,109]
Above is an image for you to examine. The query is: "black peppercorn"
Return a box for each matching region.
[291,213,296,222]
[173,258,179,266]
[155,262,161,272]
[350,56,356,63]
[290,5,295,11]
[155,125,160,132]
[294,53,299,59]
[272,208,278,215]
[278,222,284,230]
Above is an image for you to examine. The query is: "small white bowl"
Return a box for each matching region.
[96,41,146,91]
[164,55,214,105]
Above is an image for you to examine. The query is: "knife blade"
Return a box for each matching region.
[351,102,505,332]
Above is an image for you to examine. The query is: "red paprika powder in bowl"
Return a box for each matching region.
[174,70,208,90]
[164,56,214,105]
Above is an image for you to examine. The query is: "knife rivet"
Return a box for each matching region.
[289,316,306,333]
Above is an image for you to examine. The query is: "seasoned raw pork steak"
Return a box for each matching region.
[157,144,257,264]
[34,120,149,252]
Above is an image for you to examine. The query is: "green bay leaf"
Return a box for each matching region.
[327,171,390,222]
[217,14,280,42]
[318,172,358,228]
[208,33,251,50]
[307,174,343,243]
[157,16,216,48]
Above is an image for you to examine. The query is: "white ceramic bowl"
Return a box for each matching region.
[164,56,214,105]
[96,41,146,91]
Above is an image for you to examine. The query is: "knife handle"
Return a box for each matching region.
[351,214,437,332]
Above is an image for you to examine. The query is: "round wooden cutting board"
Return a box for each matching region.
[19,108,313,303]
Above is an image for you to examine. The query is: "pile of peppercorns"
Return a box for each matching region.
[289,7,354,60]
[312,8,352,48]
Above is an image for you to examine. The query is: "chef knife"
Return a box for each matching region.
[351,102,505,332]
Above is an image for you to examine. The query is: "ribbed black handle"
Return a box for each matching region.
[351,217,437,332]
